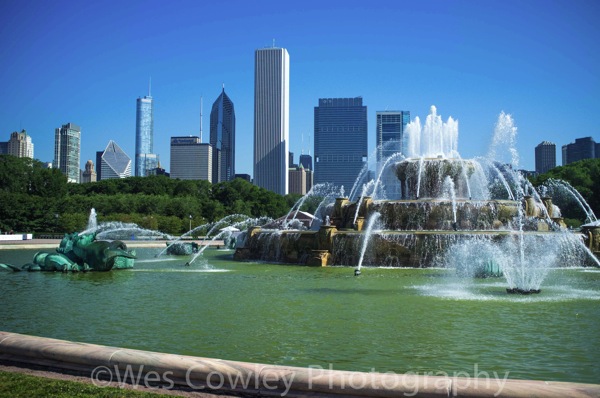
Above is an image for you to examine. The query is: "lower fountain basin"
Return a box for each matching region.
[506,288,541,294]
[235,228,594,269]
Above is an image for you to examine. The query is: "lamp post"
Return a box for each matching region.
[189,215,192,232]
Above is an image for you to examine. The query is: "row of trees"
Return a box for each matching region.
[0,155,302,235]
[1,154,598,235]
[529,158,600,225]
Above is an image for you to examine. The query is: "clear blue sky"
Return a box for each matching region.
[1,0,598,176]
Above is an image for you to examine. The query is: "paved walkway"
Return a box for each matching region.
[0,239,225,250]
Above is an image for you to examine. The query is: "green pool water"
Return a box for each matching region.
[1,247,599,384]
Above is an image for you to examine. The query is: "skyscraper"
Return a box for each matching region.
[253,47,290,195]
[289,165,307,195]
[376,111,410,199]
[81,160,97,183]
[170,136,213,181]
[314,97,368,192]
[7,129,34,158]
[534,141,556,174]
[561,137,597,165]
[96,140,132,180]
[210,87,235,182]
[135,83,157,177]
[376,111,410,162]
[54,123,81,183]
[299,154,313,171]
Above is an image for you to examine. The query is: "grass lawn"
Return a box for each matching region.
[0,371,177,398]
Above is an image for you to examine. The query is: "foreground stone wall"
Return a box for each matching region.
[1,331,599,397]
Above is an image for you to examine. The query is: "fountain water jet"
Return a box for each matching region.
[355,212,381,275]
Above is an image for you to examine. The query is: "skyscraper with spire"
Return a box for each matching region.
[253,47,290,195]
[135,79,157,176]
[210,86,236,182]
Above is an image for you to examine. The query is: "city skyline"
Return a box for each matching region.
[1,0,599,177]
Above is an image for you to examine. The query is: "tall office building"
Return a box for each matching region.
[210,87,235,182]
[289,165,307,195]
[534,141,556,174]
[170,136,213,181]
[299,154,313,171]
[7,130,34,158]
[135,84,158,177]
[314,97,368,192]
[376,111,410,199]
[96,140,132,180]
[376,111,410,162]
[54,123,81,183]
[306,169,313,193]
[253,47,290,195]
[561,137,597,165]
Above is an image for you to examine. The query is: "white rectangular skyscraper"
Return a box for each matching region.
[253,47,289,195]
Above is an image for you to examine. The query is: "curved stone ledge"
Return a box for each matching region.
[1,331,599,397]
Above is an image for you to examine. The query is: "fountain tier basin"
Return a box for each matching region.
[395,158,483,199]
[235,228,593,269]
[371,199,520,231]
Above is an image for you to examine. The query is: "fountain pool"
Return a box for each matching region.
[1,247,599,384]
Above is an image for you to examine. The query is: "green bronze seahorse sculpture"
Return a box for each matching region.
[0,232,136,273]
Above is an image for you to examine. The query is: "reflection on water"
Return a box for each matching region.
[0,248,599,384]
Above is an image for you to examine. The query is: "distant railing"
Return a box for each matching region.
[33,233,64,239]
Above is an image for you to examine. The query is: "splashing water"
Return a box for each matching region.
[406,105,459,159]
[87,208,97,230]
[442,176,457,224]
[543,179,597,223]
[356,212,382,272]
[488,111,519,168]
[353,180,375,226]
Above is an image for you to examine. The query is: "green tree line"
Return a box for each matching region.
[2,154,598,234]
[0,155,301,235]
[529,158,600,226]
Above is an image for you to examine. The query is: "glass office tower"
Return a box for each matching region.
[314,97,368,193]
[375,110,410,198]
[561,137,597,165]
[135,88,157,177]
[376,111,410,162]
[54,122,81,183]
[97,140,132,180]
[210,87,236,182]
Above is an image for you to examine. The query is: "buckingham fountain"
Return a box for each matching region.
[1,107,600,391]
[235,106,600,293]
